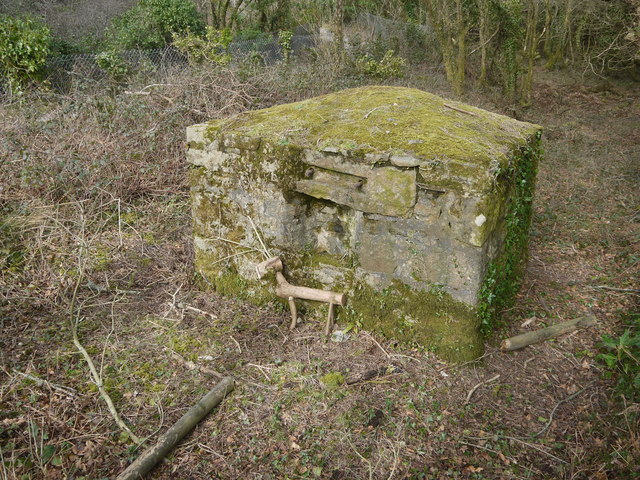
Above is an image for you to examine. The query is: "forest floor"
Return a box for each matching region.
[0,62,638,480]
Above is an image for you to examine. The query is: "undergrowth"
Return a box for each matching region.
[598,312,640,401]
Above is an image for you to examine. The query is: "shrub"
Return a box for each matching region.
[355,49,406,78]
[173,27,232,65]
[96,50,131,83]
[107,0,205,50]
[597,314,640,401]
[278,30,293,61]
[0,15,51,96]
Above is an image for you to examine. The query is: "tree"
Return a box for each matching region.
[423,0,472,95]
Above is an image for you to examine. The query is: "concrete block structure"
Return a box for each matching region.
[187,86,542,361]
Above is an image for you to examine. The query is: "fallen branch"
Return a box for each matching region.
[501,315,597,351]
[117,377,234,480]
[465,374,500,404]
[70,268,142,446]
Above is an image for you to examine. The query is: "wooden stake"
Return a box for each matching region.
[501,315,597,351]
[325,303,336,337]
[288,296,298,330]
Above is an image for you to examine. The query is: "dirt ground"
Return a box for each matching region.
[1,66,638,479]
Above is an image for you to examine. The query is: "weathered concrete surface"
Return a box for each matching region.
[187,86,542,361]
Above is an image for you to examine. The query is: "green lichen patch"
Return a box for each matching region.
[206,86,541,172]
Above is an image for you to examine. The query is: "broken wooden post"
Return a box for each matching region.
[501,315,598,351]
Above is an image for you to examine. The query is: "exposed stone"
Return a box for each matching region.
[187,86,542,362]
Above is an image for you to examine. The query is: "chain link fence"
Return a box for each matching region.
[45,35,315,93]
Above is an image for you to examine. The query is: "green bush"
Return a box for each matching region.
[355,49,407,79]
[173,27,232,65]
[597,314,640,400]
[96,50,131,83]
[0,15,51,95]
[107,0,205,50]
[278,30,293,61]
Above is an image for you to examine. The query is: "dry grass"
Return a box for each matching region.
[0,60,638,479]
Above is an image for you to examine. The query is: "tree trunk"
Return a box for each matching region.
[334,0,344,51]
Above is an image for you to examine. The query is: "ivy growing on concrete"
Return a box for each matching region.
[478,130,542,334]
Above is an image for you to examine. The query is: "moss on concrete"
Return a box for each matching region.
[205,86,541,193]
[344,280,484,362]
[194,248,275,305]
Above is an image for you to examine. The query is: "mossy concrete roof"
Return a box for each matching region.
[207,86,541,167]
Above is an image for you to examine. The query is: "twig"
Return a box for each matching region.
[167,349,223,378]
[465,374,500,404]
[504,436,568,464]
[363,106,382,119]
[586,285,639,294]
[459,440,504,456]
[124,84,175,95]
[533,382,593,438]
[365,332,391,358]
[184,305,218,319]
[230,336,242,353]
[69,256,142,445]
[11,369,77,397]
[208,249,259,267]
[443,103,477,116]
[247,363,271,381]
[247,216,271,259]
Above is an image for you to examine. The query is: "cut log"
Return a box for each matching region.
[116,377,234,480]
[275,272,346,306]
[501,315,598,351]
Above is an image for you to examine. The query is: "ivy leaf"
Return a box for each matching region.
[42,444,55,463]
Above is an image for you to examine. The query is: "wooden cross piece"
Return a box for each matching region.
[256,256,347,336]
